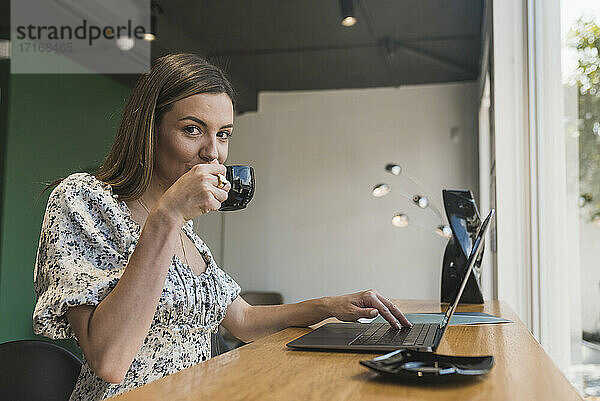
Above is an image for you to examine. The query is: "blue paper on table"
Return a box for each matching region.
[372,312,511,326]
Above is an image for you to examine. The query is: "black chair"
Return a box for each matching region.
[0,339,82,401]
[240,291,284,306]
[210,332,230,358]
[216,291,285,352]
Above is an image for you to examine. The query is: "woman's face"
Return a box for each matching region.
[154,92,234,187]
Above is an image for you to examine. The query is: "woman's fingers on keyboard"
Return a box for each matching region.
[376,294,412,328]
[361,291,400,329]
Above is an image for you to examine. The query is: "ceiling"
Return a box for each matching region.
[0,0,484,113]
[152,0,484,113]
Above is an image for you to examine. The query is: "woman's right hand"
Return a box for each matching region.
[157,162,231,223]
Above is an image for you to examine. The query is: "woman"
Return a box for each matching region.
[33,53,411,400]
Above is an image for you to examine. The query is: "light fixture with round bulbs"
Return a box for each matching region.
[436,225,453,239]
[392,213,409,228]
[391,213,452,239]
[372,183,391,197]
[385,163,402,176]
[373,163,449,240]
[414,195,429,209]
[341,16,357,27]
[384,161,426,189]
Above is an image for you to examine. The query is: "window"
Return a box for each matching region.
[562,1,600,396]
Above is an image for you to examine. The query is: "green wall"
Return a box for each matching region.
[0,72,131,355]
[0,60,9,297]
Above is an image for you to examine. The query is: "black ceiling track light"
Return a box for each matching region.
[145,1,163,42]
[340,0,357,27]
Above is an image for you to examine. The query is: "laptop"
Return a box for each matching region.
[286,208,495,353]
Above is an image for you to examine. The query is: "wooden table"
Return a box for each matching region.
[111,300,583,401]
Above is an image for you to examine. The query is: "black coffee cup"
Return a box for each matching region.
[219,165,255,211]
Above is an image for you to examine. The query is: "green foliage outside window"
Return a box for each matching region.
[569,17,600,222]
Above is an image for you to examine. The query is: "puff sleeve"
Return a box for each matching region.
[33,173,130,340]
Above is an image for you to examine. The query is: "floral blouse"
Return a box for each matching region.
[32,172,241,401]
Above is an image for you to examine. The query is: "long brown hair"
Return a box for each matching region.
[40,53,235,202]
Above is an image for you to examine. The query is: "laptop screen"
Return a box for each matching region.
[439,209,494,329]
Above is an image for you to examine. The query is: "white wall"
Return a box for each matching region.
[197,83,479,303]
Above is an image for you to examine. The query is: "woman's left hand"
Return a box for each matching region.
[326,289,412,330]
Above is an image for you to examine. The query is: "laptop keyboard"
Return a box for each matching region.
[350,323,438,347]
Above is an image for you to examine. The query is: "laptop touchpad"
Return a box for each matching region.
[294,323,368,345]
